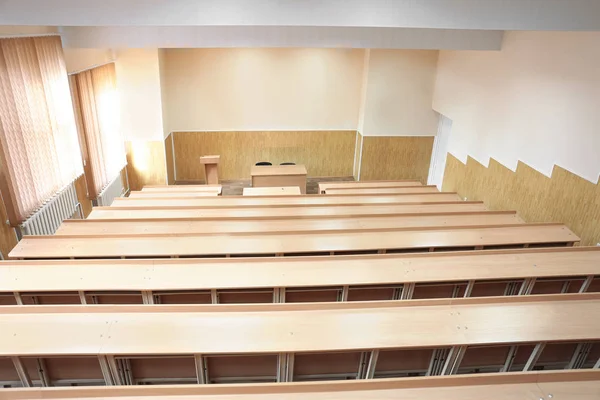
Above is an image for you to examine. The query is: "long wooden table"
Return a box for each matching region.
[324,187,439,195]
[56,212,523,235]
[2,247,597,295]
[141,185,222,192]
[1,296,598,356]
[110,192,462,207]
[88,202,489,220]
[129,191,220,198]
[318,180,423,193]
[9,224,579,259]
[2,371,598,400]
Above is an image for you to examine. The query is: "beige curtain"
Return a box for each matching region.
[74,63,126,196]
[0,36,83,225]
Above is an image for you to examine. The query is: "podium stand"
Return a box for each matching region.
[200,155,220,185]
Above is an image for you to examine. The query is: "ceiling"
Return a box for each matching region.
[1,0,599,49]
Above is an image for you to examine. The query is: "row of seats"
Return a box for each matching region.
[1,179,598,399]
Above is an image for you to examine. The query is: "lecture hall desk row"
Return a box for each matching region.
[1,371,599,400]
[56,211,523,235]
[110,192,461,207]
[0,295,599,383]
[88,202,489,219]
[9,223,579,259]
[132,186,440,198]
[2,247,599,305]
[141,185,223,194]
[317,180,425,193]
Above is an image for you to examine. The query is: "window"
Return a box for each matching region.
[0,36,83,225]
[71,63,126,199]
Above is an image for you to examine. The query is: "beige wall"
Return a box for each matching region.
[433,31,600,184]
[360,50,439,136]
[160,48,365,133]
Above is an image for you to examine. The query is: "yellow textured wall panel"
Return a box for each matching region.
[125,141,167,191]
[360,136,434,183]
[353,132,363,180]
[443,154,600,246]
[173,131,356,181]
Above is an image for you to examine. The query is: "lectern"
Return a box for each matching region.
[200,155,220,185]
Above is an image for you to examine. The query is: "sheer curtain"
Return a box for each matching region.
[73,63,126,197]
[0,36,83,225]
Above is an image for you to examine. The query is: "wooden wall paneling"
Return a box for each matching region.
[125,141,168,191]
[443,154,600,246]
[164,133,175,185]
[360,136,434,183]
[74,174,93,218]
[173,131,356,181]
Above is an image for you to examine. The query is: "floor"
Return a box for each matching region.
[176,176,355,195]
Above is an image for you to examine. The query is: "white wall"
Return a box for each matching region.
[115,49,164,141]
[433,31,600,184]
[157,49,170,139]
[63,48,114,74]
[160,48,365,133]
[360,49,439,136]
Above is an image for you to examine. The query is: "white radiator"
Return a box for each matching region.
[96,174,125,206]
[19,182,81,236]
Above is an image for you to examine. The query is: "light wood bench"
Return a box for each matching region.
[1,296,598,356]
[324,186,439,195]
[129,191,220,198]
[56,211,523,236]
[110,192,462,207]
[2,247,597,305]
[318,180,423,193]
[88,202,488,220]
[142,185,222,192]
[9,224,579,259]
[1,370,598,400]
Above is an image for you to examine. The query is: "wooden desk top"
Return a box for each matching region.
[243,186,302,196]
[2,247,598,293]
[141,185,222,192]
[2,371,598,400]
[9,224,578,259]
[111,192,461,207]
[56,211,522,236]
[318,180,422,191]
[129,191,220,198]
[251,165,307,176]
[0,297,598,356]
[325,187,439,195]
[88,202,488,219]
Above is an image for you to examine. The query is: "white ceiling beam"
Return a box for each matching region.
[60,26,503,50]
[2,0,600,31]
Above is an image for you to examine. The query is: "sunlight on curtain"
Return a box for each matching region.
[0,36,83,224]
[74,63,126,196]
